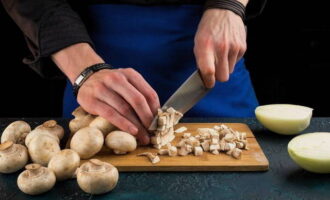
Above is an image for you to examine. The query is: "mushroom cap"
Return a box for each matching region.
[69,107,96,133]
[105,131,137,153]
[1,120,31,144]
[17,164,56,195]
[0,141,29,173]
[77,159,119,194]
[28,134,60,166]
[89,116,116,136]
[48,149,80,181]
[35,120,64,140]
[25,128,59,147]
[70,127,104,159]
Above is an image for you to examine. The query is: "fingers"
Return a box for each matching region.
[214,45,230,82]
[194,49,216,88]
[95,84,150,144]
[119,68,160,115]
[91,99,139,135]
[228,47,239,74]
[104,72,154,129]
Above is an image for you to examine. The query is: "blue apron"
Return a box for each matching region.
[63,4,259,118]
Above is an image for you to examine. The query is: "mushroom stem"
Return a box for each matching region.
[43,120,57,128]
[0,141,13,151]
[25,164,43,177]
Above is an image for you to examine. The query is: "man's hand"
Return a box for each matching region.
[194,9,247,88]
[52,43,160,145]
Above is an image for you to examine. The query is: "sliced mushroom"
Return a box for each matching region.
[138,152,160,164]
[1,121,31,144]
[76,159,119,195]
[17,164,56,195]
[0,141,29,173]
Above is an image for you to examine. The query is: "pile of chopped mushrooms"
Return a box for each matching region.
[138,107,249,164]
[0,106,249,195]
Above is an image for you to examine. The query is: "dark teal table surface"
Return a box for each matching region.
[1,118,330,200]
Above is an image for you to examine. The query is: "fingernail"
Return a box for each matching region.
[129,126,138,135]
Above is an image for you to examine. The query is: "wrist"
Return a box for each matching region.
[204,0,247,21]
[51,43,104,84]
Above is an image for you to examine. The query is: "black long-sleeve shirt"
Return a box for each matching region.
[1,0,267,79]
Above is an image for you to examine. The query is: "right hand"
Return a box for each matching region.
[77,68,160,145]
[52,43,160,145]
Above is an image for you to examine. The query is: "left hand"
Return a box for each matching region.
[194,9,247,88]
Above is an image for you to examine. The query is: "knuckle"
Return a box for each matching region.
[120,105,132,115]
[107,72,125,82]
[148,91,159,103]
[132,95,145,108]
[203,67,215,76]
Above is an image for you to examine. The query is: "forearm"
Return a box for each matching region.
[51,43,104,84]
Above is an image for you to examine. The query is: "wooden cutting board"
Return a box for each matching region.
[67,123,269,171]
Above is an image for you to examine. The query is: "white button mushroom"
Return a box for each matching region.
[70,127,104,159]
[69,106,96,133]
[48,149,80,181]
[35,120,64,140]
[76,159,119,194]
[17,163,56,195]
[0,141,29,174]
[89,116,116,136]
[1,120,31,144]
[27,132,61,166]
[105,131,137,154]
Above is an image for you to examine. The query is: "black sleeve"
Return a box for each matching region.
[245,0,267,20]
[1,0,94,79]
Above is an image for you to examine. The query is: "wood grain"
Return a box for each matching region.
[67,123,269,171]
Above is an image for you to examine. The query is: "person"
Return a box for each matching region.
[2,0,266,144]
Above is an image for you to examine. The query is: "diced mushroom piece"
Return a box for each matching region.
[138,152,160,164]
[187,136,200,147]
[168,146,178,157]
[185,144,193,153]
[183,132,191,139]
[211,138,219,145]
[224,133,235,142]
[219,139,226,151]
[240,132,247,140]
[235,141,245,149]
[209,144,220,151]
[176,139,186,147]
[201,140,210,152]
[194,146,203,156]
[231,148,242,159]
[226,143,236,155]
[211,150,219,155]
[178,146,190,156]
[158,149,169,155]
[175,126,187,134]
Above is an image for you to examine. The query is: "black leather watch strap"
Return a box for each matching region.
[72,63,113,97]
[204,0,246,22]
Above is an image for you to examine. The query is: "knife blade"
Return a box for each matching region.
[149,70,211,130]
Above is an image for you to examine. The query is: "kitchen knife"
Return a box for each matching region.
[149,70,211,130]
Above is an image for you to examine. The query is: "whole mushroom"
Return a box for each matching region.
[1,120,31,144]
[70,127,104,159]
[76,159,119,194]
[89,116,116,136]
[69,106,95,133]
[48,149,80,181]
[17,164,56,195]
[26,131,60,166]
[105,131,137,154]
[35,120,64,140]
[0,141,29,173]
